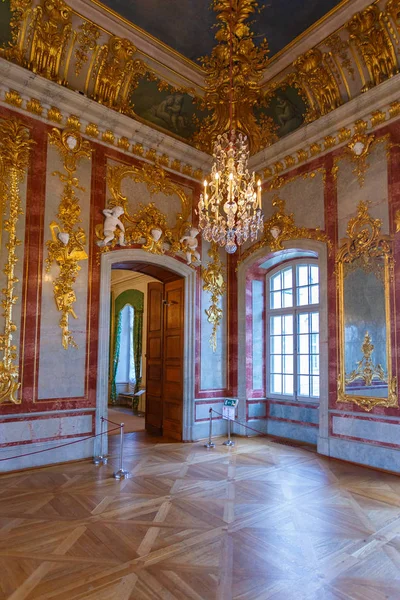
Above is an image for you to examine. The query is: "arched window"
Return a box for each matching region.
[267,261,319,401]
[115,304,136,390]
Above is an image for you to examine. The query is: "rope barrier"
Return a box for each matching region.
[0,425,121,463]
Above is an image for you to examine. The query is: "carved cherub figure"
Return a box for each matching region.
[97,206,126,247]
[180,227,200,265]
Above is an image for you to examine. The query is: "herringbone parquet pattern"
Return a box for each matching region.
[1,434,400,599]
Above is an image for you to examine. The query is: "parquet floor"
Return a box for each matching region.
[1,433,400,600]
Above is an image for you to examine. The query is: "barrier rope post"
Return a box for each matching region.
[112,422,130,480]
[93,416,105,465]
[204,408,215,449]
[223,416,235,447]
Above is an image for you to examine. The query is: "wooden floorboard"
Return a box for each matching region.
[1,433,400,599]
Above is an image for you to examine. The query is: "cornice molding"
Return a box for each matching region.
[250,72,400,178]
[0,59,212,179]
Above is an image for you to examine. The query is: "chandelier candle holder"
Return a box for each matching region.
[198,130,263,254]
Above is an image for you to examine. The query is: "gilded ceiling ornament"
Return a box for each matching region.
[92,36,147,114]
[0,118,34,404]
[202,243,226,352]
[294,48,342,119]
[325,33,355,81]
[347,5,398,92]
[385,0,400,34]
[27,0,72,85]
[193,0,276,155]
[0,0,32,64]
[98,162,192,259]
[74,21,100,77]
[46,127,92,350]
[238,194,332,265]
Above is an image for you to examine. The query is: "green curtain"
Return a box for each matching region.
[110,289,145,402]
[133,309,143,392]
[110,310,123,404]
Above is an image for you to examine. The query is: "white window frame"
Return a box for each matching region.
[266,259,320,403]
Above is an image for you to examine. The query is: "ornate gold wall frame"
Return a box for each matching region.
[98,162,193,258]
[0,117,34,404]
[46,127,92,350]
[202,243,226,352]
[337,200,397,411]
[238,194,332,265]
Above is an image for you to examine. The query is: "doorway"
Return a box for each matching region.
[95,250,196,456]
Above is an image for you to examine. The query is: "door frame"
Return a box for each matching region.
[94,249,196,455]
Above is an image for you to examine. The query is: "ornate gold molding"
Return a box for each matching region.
[0,117,34,404]
[202,243,226,352]
[238,194,332,265]
[98,162,193,259]
[336,201,397,411]
[46,127,92,349]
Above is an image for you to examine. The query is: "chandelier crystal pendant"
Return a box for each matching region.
[197,0,264,254]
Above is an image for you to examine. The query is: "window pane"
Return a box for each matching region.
[297,265,308,286]
[270,316,281,335]
[283,375,294,395]
[297,286,308,306]
[271,272,282,291]
[283,335,293,354]
[298,355,309,375]
[298,313,310,334]
[310,285,319,304]
[271,374,282,394]
[271,336,282,354]
[271,291,282,309]
[298,375,310,397]
[311,313,319,333]
[283,315,293,334]
[283,288,293,308]
[271,355,282,373]
[311,377,320,397]
[311,355,319,375]
[311,333,319,354]
[283,268,292,289]
[298,334,309,354]
[284,355,293,374]
[310,265,319,284]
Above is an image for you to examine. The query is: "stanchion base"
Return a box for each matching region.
[204,442,215,448]
[102,456,108,465]
[113,469,130,480]
[93,456,102,465]
[223,440,235,446]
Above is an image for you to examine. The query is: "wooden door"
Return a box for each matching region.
[162,278,184,440]
[145,282,164,435]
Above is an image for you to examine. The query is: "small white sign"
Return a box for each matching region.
[222,405,235,421]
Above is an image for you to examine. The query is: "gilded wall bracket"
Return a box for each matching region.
[46,127,92,350]
[0,118,34,404]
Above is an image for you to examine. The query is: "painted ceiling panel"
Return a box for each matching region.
[98,0,345,62]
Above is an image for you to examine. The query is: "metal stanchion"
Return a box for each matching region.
[223,417,235,447]
[93,417,107,465]
[113,422,130,480]
[204,408,215,448]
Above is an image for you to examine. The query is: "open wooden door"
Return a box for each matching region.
[145,282,164,435]
[163,279,184,440]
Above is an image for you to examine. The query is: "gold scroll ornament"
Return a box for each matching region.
[202,243,226,352]
[46,127,92,350]
[0,118,34,404]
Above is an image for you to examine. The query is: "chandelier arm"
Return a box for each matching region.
[229,0,233,135]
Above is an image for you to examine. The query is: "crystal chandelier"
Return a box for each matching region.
[197,0,264,254]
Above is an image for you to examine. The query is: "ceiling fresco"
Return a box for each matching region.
[97,0,345,63]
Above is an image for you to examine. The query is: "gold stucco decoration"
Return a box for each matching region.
[0,118,34,404]
[202,243,226,352]
[46,127,92,350]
